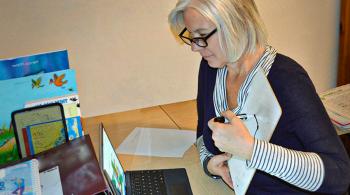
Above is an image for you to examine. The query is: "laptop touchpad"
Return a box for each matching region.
[163,169,192,195]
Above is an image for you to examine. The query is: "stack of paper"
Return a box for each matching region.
[320,84,350,135]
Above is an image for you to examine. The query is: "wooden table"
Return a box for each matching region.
[83,100,234,195]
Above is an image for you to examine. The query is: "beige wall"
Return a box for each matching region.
[256,0,340,93]
[0,0,340,117]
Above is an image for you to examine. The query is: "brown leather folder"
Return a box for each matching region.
[1,135,109,195]
[36,134,108,194]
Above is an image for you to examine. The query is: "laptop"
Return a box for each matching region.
[99,123,193,195]
[11,103,68,158]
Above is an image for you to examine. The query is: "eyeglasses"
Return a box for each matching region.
[178,28,217,48]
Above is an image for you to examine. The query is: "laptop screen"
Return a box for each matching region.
[101,125,126,195]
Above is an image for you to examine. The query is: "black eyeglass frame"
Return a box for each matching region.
[178,28,217,48]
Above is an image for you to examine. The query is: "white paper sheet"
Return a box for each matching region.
[320,84,350,129]
[320,84,350,119]
[116,127,196,157]
[228,68,282,195]
[39,166,63,195]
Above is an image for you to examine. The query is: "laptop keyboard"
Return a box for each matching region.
[130,170,167,195]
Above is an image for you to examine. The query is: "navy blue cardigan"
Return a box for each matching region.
[196,53,350,194]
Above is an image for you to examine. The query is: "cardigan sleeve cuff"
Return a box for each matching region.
[203,156,221,179]
[246,138,259,168]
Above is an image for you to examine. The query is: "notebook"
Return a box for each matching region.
[11,103,68,158]
[39,166,64,195]
[0,159,41,195]
[99,123,193,195]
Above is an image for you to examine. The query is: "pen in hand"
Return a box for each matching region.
[214,116,226,123]
[236,114,255,120]
[214,114,255,123]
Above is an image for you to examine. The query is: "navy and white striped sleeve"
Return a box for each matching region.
[196,135,214,167]
[247,139,325,191]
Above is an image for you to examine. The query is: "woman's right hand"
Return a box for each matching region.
[207,153,233,188]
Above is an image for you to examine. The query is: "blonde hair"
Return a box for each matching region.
[168,0,267,63]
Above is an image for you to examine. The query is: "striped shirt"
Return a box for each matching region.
[197,45,325,191]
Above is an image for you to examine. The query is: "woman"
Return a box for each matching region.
[168,0,350,194]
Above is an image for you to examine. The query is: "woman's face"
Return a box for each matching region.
[183,8,228,68]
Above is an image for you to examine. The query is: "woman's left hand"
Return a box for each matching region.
[208,110,254,160]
